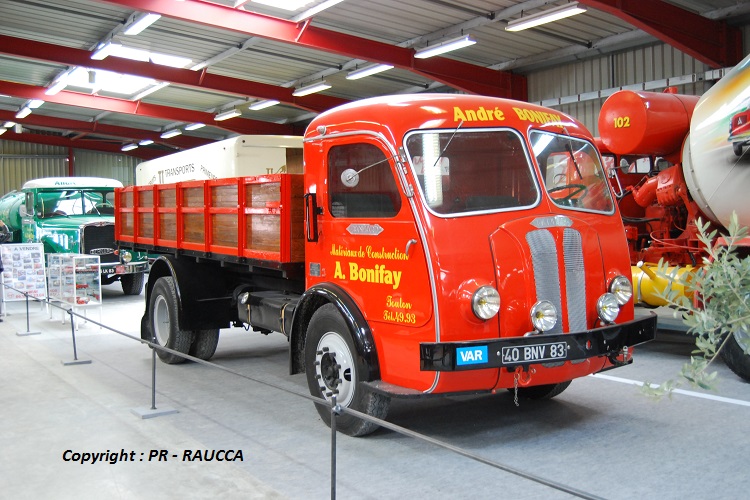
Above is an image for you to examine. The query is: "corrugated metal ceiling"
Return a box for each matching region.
[0,0,747,159]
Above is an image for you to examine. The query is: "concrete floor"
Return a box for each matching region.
[2,284,749,499]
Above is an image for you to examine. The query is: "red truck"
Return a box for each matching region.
[116,94,656,436]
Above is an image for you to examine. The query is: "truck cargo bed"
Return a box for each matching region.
[115,174,304,265]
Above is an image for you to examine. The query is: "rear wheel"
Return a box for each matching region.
[305,304,389,436]
[121,272,145,295]
[720,330,750,381]
[190,329,220,360]
[511,381,571,400]
[149,276,194,364]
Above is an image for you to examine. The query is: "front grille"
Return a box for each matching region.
[526,228,586,333]
[81,223,118,264]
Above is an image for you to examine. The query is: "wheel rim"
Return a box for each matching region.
[315,332,356,407]
[153,294,170,345]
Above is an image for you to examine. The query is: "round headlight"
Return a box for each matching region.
[472,286,500,320]
[597,293,620,323]
[121,251,132,263]
[609,275,633,305]
[530,300,557,332]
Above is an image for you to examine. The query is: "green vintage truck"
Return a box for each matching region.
[0,177,148,295]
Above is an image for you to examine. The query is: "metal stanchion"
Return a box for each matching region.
[61,308,91,366]
[130,335,178,419]
[15,292,41,336]
[330,394,339,500]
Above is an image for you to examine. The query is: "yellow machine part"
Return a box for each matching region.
[632,263,695,307]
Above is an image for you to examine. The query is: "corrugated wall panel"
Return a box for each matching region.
[1,140,67,194]
[73,150,137,186]
[526,42,720,135]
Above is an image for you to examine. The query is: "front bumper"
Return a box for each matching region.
[420,313,657,371]
[101,261,149,276]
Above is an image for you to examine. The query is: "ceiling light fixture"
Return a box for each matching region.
[91,41,120,60]
[3,121,16,128]
[346,63,394,80]
[45,75,69,96]
[414,35,476,59]
[15,106,32,119]
[214,108,242,121]
[249,99,280,111]
[139,139,154,146]
[160,129,182,139]
[124,13,161,35]
[292,81,331,97]
[505,2,587,32]
[0,128,7,136]
[184,123,206,131]
[294,0,345,22]
[121,143,138,151]
[28,99,44,109]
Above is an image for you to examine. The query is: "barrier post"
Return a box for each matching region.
[330,394,339,500]
[130,335,178,419]
[15,292,41,337]
[61,308,91,366]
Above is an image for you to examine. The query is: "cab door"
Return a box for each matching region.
[305,135,434,371]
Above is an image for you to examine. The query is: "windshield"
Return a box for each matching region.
[530,131,614,213]
[36,190,115,218]
[404,129,539,215]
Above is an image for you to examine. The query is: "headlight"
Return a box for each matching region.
[530,300,557,332]
[609,275,633,305]
[121,251,132,263]
[597,293,620,323]
[471,286,500,320]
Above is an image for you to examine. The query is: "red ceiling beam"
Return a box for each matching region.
[0,110,211,150]
[0,80,296,136]
[579,0,742,68]
[0,131,165,160]
[97,0,526,100]
[0,34,347,113]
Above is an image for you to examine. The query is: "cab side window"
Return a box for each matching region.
[328,143,401,218]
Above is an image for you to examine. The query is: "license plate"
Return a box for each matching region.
[115,265,125,274]
[501,342,568,365]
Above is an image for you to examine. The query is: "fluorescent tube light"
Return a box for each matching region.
[346,64,394,80]
[414,35,476,59]
[214,108,242,121]
[249,99,280,111]
[121,143,138,151]
[91,41,120,60]
[0,128,6,136]
[184,123,206,131]
[28,99,44,109]
[3,121,16,128]
[505,3,587,32]
[15,107,32,119]
[124,13,161,35]
[45,77,68,96]
[249,99,279,111]
[292,81,331,97]
[160,129,182,139]
[139,139,154,146]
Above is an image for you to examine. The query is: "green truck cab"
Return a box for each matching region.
[0,177,148,295]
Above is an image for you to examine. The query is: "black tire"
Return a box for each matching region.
[148,276,194,364]
[720,331,750,381]
[121,272,145,295]
[511,381,571,400]
[305,304,390,437]
[733,142,743,157]
[190,329,220,360]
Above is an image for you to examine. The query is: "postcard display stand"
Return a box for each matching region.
[1,243,48,320]
[47,253,102,327]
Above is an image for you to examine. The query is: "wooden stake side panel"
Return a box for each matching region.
[115,174,305,264]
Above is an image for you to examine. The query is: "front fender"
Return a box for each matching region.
[289,283,379,381]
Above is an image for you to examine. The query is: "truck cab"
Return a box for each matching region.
[0,177,149,295]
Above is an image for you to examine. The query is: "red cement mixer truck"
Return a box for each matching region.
[597,53,750,381]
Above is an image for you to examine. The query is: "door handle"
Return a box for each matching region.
[304,193,320,242]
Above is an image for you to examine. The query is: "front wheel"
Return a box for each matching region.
[149,276,194,364]
[305,304,389,436]
[510,381,571,400]
[121,272,145,295]
[720,331,750,381]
